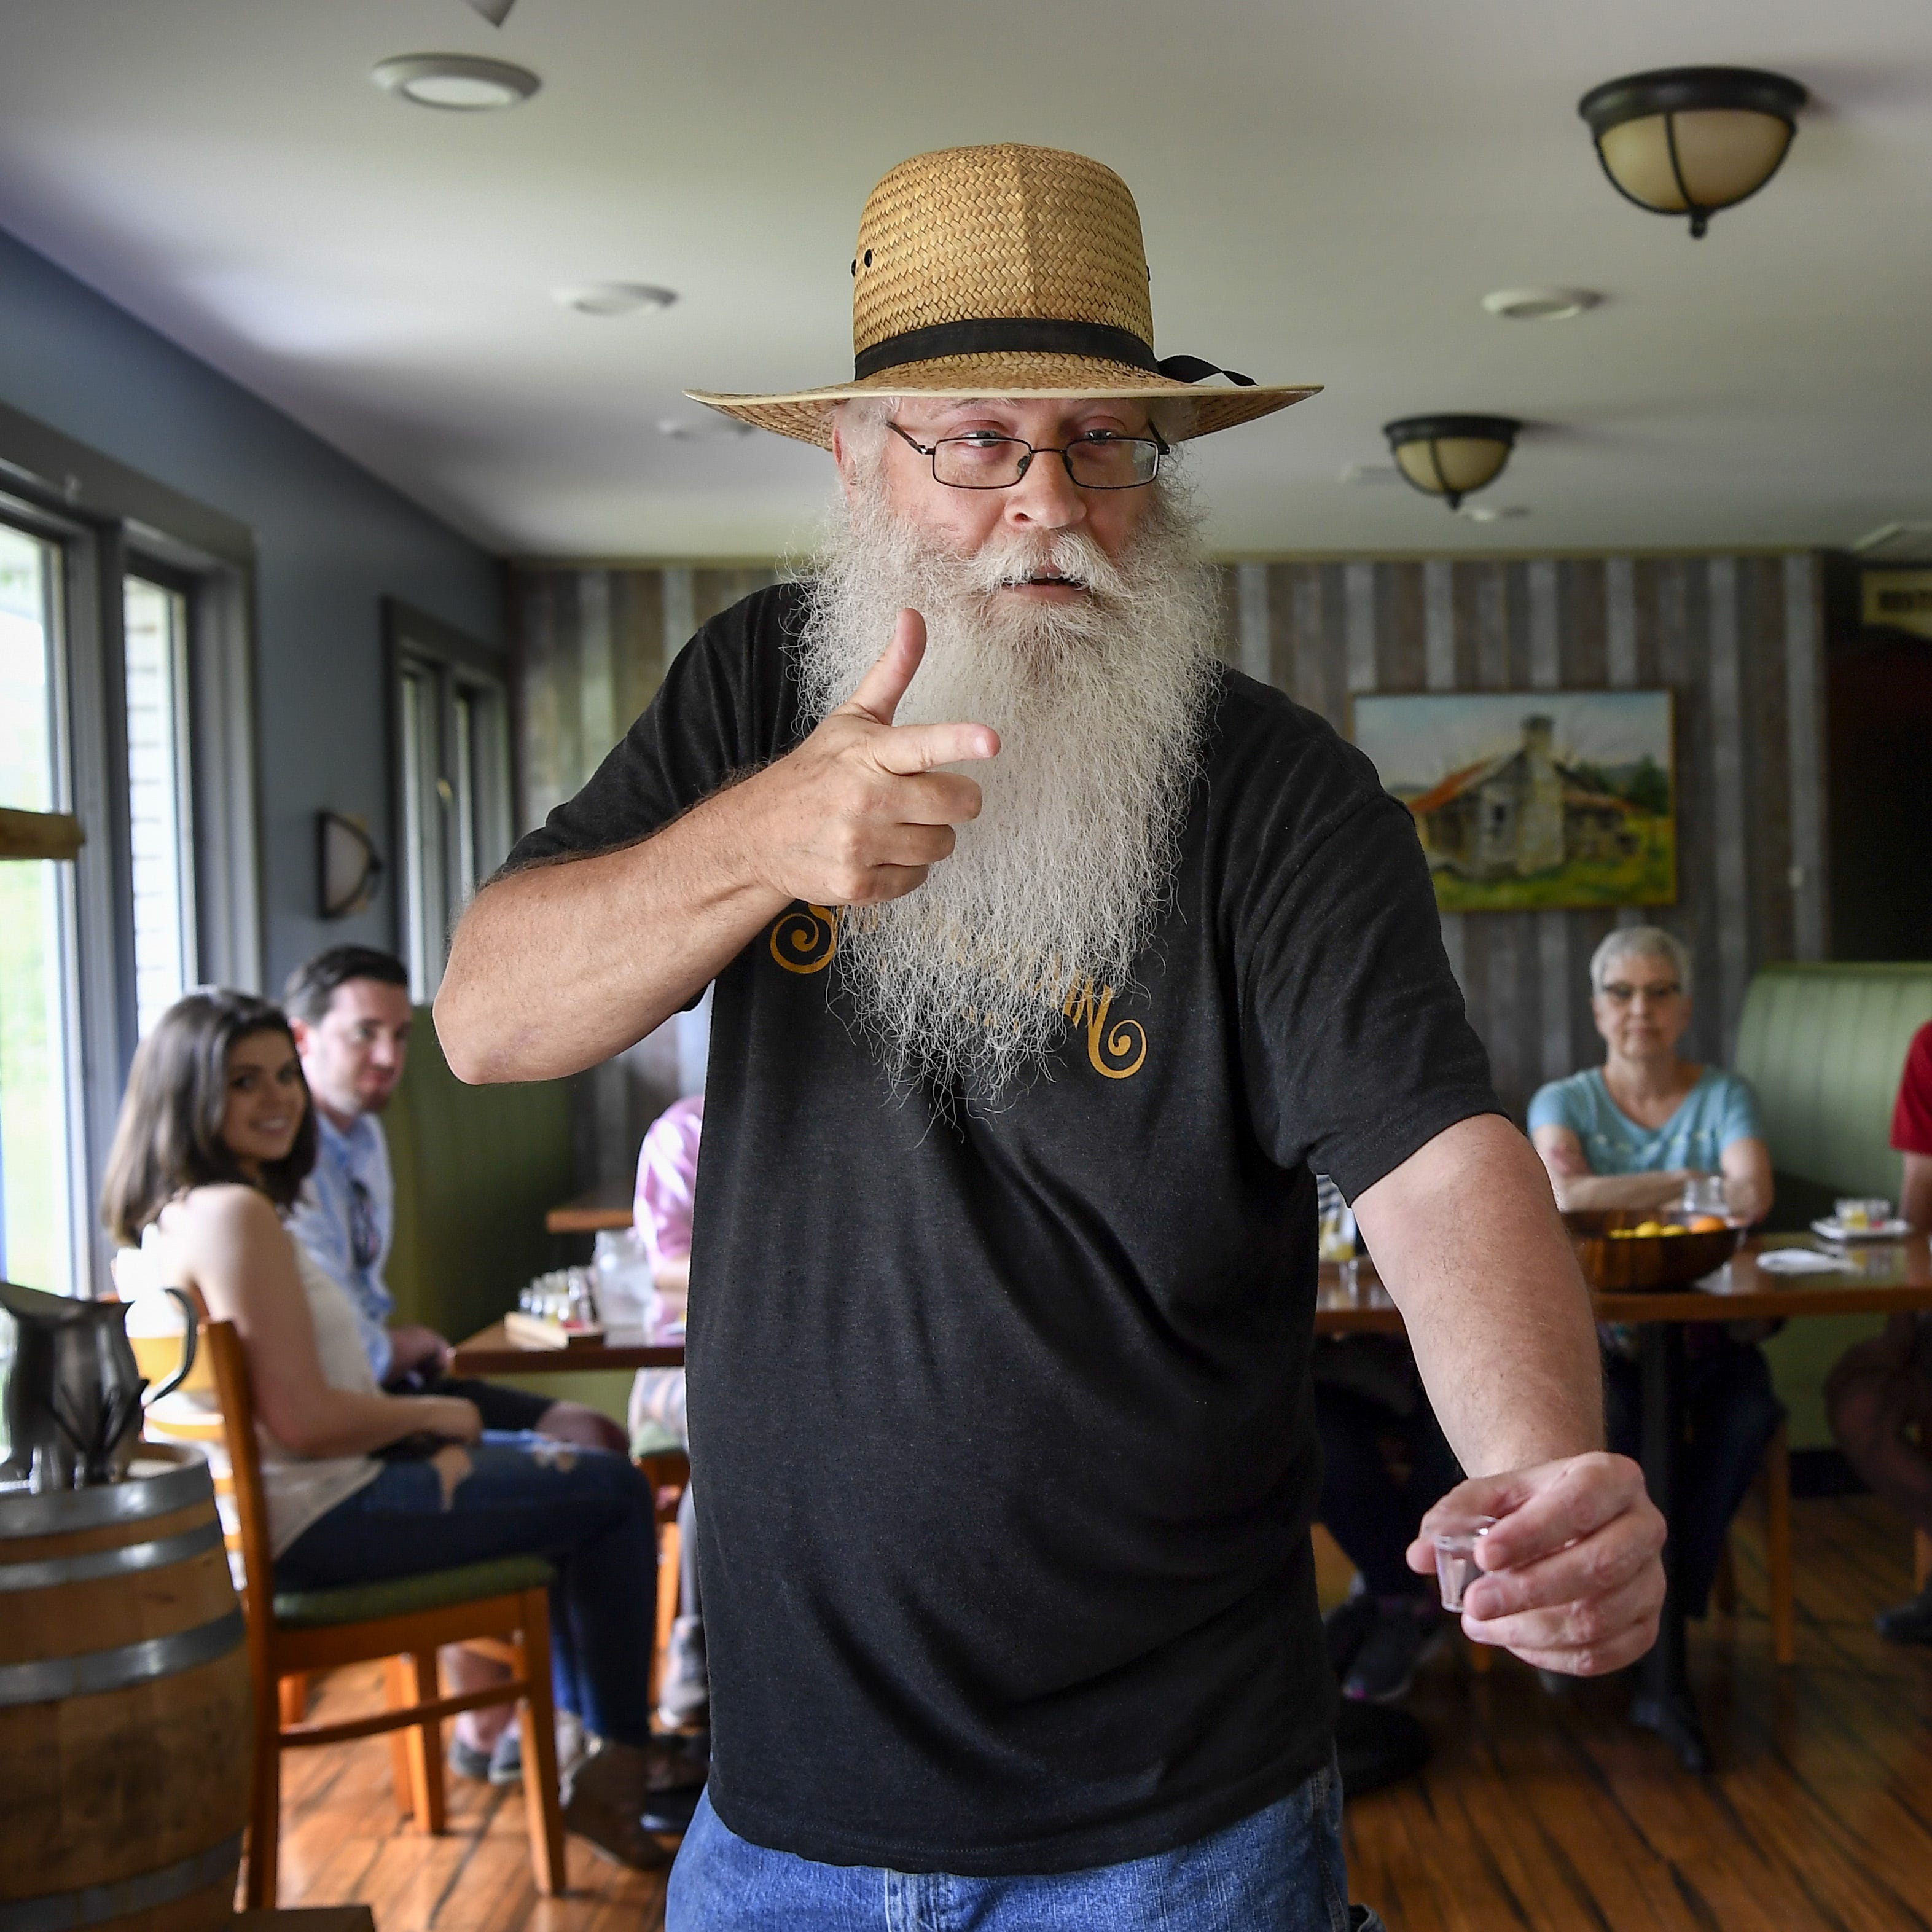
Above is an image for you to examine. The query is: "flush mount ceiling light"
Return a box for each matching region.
[1482,286,1601,322]
[1382,415,1521,512]
[372,53,541,111]
[553,282,678,317]
[1578,67,1806,238]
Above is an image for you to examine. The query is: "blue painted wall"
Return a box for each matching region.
[0,225,503,992]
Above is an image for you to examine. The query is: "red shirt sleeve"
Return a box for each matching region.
[1893,1022,1932,1155]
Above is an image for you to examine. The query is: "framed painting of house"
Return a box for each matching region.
[1350,690,1676,913]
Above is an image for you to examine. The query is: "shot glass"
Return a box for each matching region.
[1434,1519,1495,1613]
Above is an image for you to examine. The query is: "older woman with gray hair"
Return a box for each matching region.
[1529,928,1772,1221]
[1528,925,1779,1621]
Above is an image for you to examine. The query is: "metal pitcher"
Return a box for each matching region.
[0,1281,197,1490]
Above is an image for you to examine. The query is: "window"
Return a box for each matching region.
[389,604,511,1001]
[122,575,197,1034]
[0,521,80,1296]
[0,412,260,1294]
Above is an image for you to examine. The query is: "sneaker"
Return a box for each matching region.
[1324,1581,1381,1680]
[1342,1600,1444,1704]
[640,1783,703,1836]
[560,1741,675,1871]
[1875,1582,1932,1646]
[450,1723,522,1786]
[487,1726,522,1786]
[656,1615,710,1731]
[554,1708,589,1786]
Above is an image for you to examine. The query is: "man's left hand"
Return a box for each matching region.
[387,1323,453,1380]
[1406,1452,1665,1676]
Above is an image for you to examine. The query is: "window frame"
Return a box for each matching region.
[385,599,513,1001]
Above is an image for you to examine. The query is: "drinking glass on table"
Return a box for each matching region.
[1834,1197,1892,1234]
[1680,1174,1728,1221]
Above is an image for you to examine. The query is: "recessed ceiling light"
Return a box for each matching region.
[1458,504,1531,523]
[553,283,678,317]
[372,54,541,111]
[1482,287,1602,322]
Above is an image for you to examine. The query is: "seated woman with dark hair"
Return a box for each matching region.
[104,989,668,1871]
[1528,926,1780,1624]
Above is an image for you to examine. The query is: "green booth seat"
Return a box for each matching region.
[383,1007,632,1429]
[1732,963,1932,1447]
[274,1553,557,1630]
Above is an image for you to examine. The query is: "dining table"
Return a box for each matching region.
[542,1176,638,1235]
[1319,1230,1932,1773]
[449,1320,684,1375]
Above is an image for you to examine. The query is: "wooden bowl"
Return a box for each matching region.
[1563,1208,1744,1293]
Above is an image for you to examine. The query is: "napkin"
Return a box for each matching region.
[1754,1247,1844,1275]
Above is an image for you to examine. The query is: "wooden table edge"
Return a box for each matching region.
[1316,1234,1932,1329]
[450,1320,685,1374]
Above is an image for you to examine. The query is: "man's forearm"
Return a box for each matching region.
[1356,1115,1604,1475]
[1547,1168,1686,1213]
[437,786,786,1083]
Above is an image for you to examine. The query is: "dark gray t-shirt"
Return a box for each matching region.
[509,582,1497,1874]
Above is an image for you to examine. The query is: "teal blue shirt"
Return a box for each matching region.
[1527,1066,1763,1175]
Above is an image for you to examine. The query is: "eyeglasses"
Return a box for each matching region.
[1600,981,1682,1005]
[886,421,1168,491]
[348,1179,381,1272]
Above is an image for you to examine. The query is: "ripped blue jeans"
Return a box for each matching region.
[275,1431,656,1746]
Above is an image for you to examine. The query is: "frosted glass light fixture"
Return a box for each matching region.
[1579,67,1806,238]
[1382,416,1521,512]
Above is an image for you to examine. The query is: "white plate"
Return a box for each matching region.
[1810,1217,1912,1243]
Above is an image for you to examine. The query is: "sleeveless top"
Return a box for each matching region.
[119,1221,383,1559]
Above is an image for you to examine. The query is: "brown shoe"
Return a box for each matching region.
[561,1742,675,1871]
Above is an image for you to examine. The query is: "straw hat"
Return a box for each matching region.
[687,143,1320,449]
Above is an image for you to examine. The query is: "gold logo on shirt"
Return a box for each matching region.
[770,904,840,974]
[1063,976,1147,1079]
[764,905,1148,1079]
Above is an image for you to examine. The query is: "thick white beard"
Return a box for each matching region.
[792,470,1222,1100]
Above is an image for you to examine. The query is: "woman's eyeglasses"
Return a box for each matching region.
[1600,981,1682,1006]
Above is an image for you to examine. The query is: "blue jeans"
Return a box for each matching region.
[666,1763,1385,1931]
[275,1433,656,1746]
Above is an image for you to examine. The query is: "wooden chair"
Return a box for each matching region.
[191,1316,566,1905]
[1712,1418,1795,1665]
[633,1447,690,1714]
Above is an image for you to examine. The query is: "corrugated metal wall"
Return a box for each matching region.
[513,552,1825,1151]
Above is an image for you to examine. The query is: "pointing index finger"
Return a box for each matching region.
[873,720,999,776]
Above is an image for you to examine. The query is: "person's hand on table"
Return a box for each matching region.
[1407,1452,1665,1675]
[388,1323,453,1380]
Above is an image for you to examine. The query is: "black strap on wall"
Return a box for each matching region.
[854,318,1254,387]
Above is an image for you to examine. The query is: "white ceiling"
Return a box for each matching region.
[2,0,1930,559]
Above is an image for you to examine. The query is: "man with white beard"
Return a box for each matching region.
[438,145,1664,1928]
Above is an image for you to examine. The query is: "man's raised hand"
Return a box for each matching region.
[743,608,998,908]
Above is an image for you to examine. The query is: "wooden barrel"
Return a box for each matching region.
[0,1444,251,1932]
